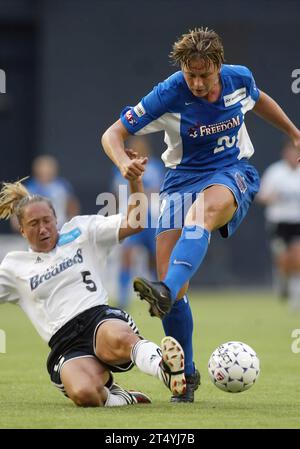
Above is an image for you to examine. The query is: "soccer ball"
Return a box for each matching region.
[208,341,260,393]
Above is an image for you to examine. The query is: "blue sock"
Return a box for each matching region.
[118,268,131,308]
[164,225,210,301]
[162,296,195,376]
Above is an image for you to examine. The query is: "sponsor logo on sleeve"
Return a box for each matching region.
[58,227,82,246]
[133,102,146,117]
[224,88,247,107]
[125,109,137,126]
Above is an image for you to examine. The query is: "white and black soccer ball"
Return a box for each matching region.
[208,341,260,393]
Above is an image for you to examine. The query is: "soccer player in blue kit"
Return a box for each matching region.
[102,27,300,402]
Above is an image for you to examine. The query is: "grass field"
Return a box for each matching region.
[0,290,300,429]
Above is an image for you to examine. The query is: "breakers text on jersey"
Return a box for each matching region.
[30,248,83,290]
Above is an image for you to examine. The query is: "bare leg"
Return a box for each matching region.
[95,320,186,396]
[60,357,110,407]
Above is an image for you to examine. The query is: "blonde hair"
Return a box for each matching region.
[170,27,225,69]
[0,177,55,224]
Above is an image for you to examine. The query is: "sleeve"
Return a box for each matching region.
[244,67,260,103]
[235,65,260,111]
[86,214,124,248]
[120,79,171,135]
[0,265,19,305]
[228,65,260,114]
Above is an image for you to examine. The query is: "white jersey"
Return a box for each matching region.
[0,214,123,342]
[260,160,300,224]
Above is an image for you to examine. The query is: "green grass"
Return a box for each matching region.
[0,291,300,429]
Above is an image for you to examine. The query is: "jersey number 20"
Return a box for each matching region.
[214,135,236,154]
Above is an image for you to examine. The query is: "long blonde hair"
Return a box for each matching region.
[0,177,56,224]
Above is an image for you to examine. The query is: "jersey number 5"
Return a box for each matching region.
[81,271,97,292]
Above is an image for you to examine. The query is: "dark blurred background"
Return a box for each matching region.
[0,0,299,287]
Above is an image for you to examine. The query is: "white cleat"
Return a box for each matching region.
[159,336,186,396]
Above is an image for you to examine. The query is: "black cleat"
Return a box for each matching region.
[170,369,201,403]
[133,277,172,319]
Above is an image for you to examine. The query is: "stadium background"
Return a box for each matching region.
[0,0,299,287]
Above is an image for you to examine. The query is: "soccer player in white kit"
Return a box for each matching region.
[258,140,300,311]
[0,171,186,407]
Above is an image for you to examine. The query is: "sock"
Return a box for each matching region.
[131,339,163,382]
[164,225,210,301]
[118,268,131,308]
[288,275,300,312]
[163,296,195,376]
[104,387,130,407]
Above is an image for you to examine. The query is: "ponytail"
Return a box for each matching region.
[0,177,56,224]
[0,177,30,220]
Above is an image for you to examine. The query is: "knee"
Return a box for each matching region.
[99,329,137,364]
[203,202,225,226]
[202,199,236,231]
[70,383,106,407]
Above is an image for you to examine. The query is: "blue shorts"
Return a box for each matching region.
[156,161,260,238]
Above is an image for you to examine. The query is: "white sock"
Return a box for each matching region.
[131,339,163,381]
[288,276,300,312]
[104,387,132,407]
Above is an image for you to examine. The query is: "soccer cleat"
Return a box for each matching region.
[110,383,151,404]
[159,336,186,396]
[128,391,152,404]
[170,368,201,403]
[133,277,172,319]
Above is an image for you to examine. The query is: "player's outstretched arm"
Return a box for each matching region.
[253,91,300,150]
[119,174,148,241]
[101,119,146,181]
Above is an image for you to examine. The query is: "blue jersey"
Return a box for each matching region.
[120,65,260,172]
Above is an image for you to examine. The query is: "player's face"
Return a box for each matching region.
[182,58,221,98]
[20,202,58,253]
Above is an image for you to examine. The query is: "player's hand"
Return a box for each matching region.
[120,149,148,180]
[124,148,138,160]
